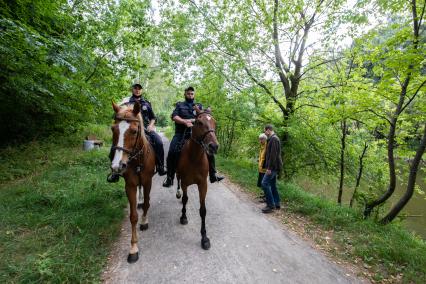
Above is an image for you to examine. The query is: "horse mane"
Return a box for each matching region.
[118,104,149,146]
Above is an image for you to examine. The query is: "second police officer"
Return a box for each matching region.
[163,86,224,187]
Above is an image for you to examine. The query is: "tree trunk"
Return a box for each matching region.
[364,0,420,218]
[350,142,368,207]
[380,123,426,224]
[338,119,347,204]
[364,117,398,217]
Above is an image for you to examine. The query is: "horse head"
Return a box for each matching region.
[192,105,219,155]
[110,101,143,174]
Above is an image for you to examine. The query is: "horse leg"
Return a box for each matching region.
[140,178,151,231]
[180,185,188,225]
[176,177,182,199]
[126,183,139,263]
[198,182,210,250]
[137,185,143,209]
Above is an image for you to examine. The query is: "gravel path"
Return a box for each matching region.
[102,134,365,284]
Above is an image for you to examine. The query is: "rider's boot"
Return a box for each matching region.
[208,154,224,183]
[163,152,176,187]
[162,174,174,187]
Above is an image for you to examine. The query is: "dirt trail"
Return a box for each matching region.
[103,134,366,284]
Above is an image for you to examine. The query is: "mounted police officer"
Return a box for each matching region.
[107,82,166,183]
[162,86,224,187]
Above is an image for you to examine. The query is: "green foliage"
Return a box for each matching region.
[0,0,153,145]
[157,0,426,224]
[0,129,126,283]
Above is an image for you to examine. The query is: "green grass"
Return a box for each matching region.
[217,155,426,283]
[0,125,127,283]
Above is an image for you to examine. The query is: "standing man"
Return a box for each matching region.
[107,82,166,183]
[162,86,224,187]
[261,124,283,213]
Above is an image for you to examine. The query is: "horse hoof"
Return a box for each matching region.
[140,223,149,231]
[127,252,139,263]
[180,217,188,225]
[176,192,182,199]
[137,203,143,209]
[201,237,210,250]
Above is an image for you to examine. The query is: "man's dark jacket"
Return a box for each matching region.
[265,134,283,172]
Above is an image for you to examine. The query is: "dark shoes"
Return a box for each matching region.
[275,205,281,210]
[261,205,275,214]
[209,174,224,183]
[162,176,173,187]
[107,173,120,183]
[157,166,167,176]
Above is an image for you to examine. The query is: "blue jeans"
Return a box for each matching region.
[261,171,279,208]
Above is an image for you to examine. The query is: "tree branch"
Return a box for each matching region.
[366,109,392,125]
[244,66,287,116]
[400,79,426,113]
[273,0,291,88]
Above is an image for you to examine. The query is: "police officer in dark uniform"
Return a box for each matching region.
[162,86,224,187]
[107,83,166,183]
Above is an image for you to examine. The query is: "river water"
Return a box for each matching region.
[297,165,426,239]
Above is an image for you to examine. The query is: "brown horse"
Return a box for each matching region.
[111,101,156,263]
[176,106,219,250]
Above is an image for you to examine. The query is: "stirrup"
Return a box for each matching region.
[209,174,224,183]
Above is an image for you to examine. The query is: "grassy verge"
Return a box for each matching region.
[217,155,426,283]
[0,125,127,283]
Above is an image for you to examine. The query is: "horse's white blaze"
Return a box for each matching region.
[206,115,211,120]
[141,215,148,225]
[111,121,130,170]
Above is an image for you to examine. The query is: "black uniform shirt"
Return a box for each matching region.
[123,95,156,128]
[171,101,203,134]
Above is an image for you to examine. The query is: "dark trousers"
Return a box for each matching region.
[261,171,279,208]
[145,130,164,168]
[166,132,217,179]
[109,130,164,169]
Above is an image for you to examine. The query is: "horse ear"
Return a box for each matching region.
[193,104,202,114]
[112,101,120,113]
[206,106,212,113]
[133,101,141,116]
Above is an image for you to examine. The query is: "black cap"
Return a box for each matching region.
[132,83,143,89]
[185,86,194,92]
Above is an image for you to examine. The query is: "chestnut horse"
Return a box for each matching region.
[110,101,155,263]
[176,106,218,250]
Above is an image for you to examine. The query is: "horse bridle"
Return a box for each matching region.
[112,114,144,166]
[191,112,216,153]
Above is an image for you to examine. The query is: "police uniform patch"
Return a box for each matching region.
[142,105,148,111]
